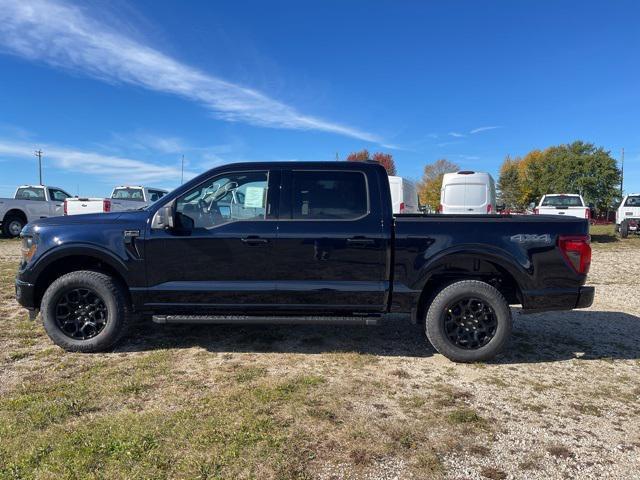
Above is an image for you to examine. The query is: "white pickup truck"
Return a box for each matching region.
[64,186,168,216]
[0,185,71,237]
[616,193,640,238]
[533,194,591,220]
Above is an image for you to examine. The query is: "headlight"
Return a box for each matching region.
[21,236,37,263]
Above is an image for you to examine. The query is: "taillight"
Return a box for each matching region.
[63,200,68,215]
[558,234,591,275]
[399,202,405,213]
[487,204,493,214]
[585,208,590,220]
[436,204,442,214]
[534,208,539,215]
[103,199,111,212]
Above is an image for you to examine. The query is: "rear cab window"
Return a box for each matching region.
[288,170,369,220]
[541,196,584,207]
[624,196,640,207]
[15,187,45,201]
[148,190,166,203]
[112,188,145,201]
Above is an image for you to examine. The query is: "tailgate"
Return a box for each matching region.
[538,206,588,218]
[65,198,106,215]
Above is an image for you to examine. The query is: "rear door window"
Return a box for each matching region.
[443,184,466,206]
[465,184,487,206]
[541,196,583,207]
[290,171,368,220]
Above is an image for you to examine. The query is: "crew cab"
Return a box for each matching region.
[15,162,594,362]
[616,193,640,238]
[64,186,168,216]
[0,185,71,238]
[534,194,591,220]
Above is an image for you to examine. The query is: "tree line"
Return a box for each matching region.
[345,141,621,213]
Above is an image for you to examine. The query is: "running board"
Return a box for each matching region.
[152,314,381,326]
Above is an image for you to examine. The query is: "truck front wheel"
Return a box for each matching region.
[425,280,512,363]
[41,271,131,352]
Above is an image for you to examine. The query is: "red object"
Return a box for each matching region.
[399,202,405,213]
[584,208,590,220]
[63,200,68,215]
[533,208,539,215]
[558,235,591,275]
[103,199,111,212]
[436,204,442,214]
[487,204,493,214]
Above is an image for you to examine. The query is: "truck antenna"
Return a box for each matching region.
[35,149,43,185]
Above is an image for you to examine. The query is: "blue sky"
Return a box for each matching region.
[0,0,638,198]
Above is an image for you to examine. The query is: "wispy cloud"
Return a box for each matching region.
[470,126,502,134]
[0,139,197,184]
[448,132,466,138]
[0,0,381,143]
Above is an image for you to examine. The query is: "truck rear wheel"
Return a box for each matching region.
[425,280,512,362]
[2,215,25,238]
[620,221,629,238]
[41,271,131,352]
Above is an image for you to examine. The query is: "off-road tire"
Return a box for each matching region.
[2,215,25,238]
[425,280,512,362]
[620,221,629,239]
[41,271,131,352]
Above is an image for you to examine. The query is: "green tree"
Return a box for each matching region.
[497,142,621,212]
[418,159,460,210]
[497,155,521,209]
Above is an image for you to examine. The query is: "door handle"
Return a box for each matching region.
[346,237,375,246]
[241,236,269,246]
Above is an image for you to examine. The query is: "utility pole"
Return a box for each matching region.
[35,149,43,185]
[620,147,624,198]
[181,155,184,184]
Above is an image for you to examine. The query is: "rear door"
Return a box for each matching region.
[274,168,388,312]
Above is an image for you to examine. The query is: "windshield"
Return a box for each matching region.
[624,195,640,207]
[112,188,145,201]
[541,196,583,207]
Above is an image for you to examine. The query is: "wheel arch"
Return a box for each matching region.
[3,208,28,224]
[411,250,525,324]
[32,246,131,309]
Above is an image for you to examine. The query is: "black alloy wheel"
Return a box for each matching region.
[443,297,497,350]
[54,287,109,340]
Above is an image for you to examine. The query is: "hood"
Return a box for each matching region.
[25,210,148,230]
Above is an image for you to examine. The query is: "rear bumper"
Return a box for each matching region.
[522,286,594,313]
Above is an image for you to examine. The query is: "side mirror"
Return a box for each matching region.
[151,202,175,230]
[528,202,536,210]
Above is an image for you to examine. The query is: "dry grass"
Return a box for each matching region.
[0,236,639,479]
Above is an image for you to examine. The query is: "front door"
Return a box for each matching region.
[274,168,388,312]
[143,169,279,312]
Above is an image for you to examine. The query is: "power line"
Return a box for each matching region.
[34,149,43,185]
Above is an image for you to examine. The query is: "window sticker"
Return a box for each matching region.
[244,186,265,208]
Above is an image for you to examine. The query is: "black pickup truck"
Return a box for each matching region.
[15,161,594,362]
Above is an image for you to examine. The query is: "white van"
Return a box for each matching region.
[439,171,496,214]
[388,176,420,214]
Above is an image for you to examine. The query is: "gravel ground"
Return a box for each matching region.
[0,238,638,479]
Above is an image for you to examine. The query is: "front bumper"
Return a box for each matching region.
[522,286,594,313]
[15,278,36,310]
